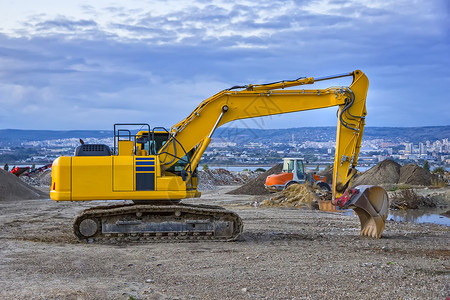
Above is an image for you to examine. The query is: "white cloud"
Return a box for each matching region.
[0,0,448,130]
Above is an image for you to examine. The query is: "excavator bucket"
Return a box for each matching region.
[338,185,389,238]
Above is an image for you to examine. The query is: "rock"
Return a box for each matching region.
[441,210,450,218]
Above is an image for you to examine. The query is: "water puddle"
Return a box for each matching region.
[387,207,449,226]
[341,207,449,226]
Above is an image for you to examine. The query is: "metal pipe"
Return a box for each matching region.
[208,105,228,138]
[314,72,353,82]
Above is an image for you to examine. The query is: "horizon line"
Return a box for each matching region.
[1,125,450,132]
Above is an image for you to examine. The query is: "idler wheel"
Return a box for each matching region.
[78,218,100,237]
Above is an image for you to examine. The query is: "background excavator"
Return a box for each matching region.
[50,70,389,242]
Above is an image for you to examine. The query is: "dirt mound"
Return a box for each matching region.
[399,164,433,186]
[227,164,283,195]
[199,169,245,185]
[260,184,318,208]
[351,160,436,187]
[36,170,52,186]
[197,169,256,190]
[20,169,53,187]
[0,169,47,201]
[352,159,401,186]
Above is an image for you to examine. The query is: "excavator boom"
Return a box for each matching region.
[51,70,389,241]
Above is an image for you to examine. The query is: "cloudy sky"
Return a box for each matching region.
[0,0,448,130]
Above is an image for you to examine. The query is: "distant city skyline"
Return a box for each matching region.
[2,129,448,168]
[0,0,449,130]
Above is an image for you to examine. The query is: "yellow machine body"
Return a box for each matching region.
[51,155,198,201]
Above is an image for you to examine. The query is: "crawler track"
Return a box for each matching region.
[73,203,243,243]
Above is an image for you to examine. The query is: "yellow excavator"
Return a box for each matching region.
[50,70,389,242]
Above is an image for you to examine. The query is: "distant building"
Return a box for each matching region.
[405,143,413,154]
[209,142,237,147]
[419,143,426,155]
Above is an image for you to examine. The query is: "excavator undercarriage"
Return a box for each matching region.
[74,203,243,243]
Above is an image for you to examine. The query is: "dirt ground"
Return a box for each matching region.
[0,186,449,299]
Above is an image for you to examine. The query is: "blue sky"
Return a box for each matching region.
[0,0,449,130]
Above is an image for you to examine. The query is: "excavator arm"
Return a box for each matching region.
[160,71,363,197]
[158,70,388,237]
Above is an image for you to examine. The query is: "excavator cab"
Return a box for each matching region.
[282,158,305,181]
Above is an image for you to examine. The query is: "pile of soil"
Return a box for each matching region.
[227,163,283,195]
[199,169,246,185]
[40,170,52,185]
[352,159,434,187]
[0,169,47,201]
[399,164,433,186]
[20,169,52,187]
[352,159,401,186]
[197,169,256,191]
[260,183,318,208]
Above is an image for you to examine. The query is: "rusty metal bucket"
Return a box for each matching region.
[339,185,389,238]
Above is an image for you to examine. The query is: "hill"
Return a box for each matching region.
[213,126,450,144]
[0,126,449,146]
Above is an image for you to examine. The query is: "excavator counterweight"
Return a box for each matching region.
[51,70,388,241]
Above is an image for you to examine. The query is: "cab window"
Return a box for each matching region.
[283,160,294,172]
[296,160,305,179]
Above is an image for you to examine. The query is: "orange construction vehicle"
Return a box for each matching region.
[265,158,330,192]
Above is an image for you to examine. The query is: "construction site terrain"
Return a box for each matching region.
[0,164,449,299]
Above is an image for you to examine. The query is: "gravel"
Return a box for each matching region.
[0,169,47,201]
[197,168,256,191]
[0,187,448,299]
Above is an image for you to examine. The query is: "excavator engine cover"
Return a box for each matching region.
[338,185,389,238]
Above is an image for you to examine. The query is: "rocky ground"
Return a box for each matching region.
[0,184,449,299]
